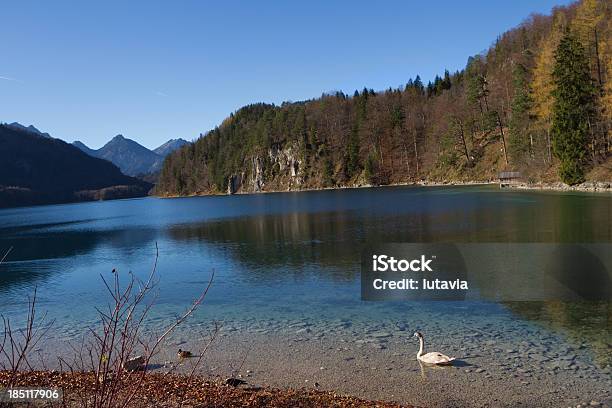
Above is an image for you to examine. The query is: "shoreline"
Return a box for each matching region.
[5,179,610,211]
[157,179,612,200]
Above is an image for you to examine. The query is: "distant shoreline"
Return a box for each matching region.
[157,179,612,200]
[5,179,610,211]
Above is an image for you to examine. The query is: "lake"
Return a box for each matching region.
[0,185,610,405]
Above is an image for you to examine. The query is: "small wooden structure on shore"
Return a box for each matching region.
[498,171,521,188]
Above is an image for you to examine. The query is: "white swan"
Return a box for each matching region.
[414,331,455,365]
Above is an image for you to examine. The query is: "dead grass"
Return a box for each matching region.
[0,371,412,408]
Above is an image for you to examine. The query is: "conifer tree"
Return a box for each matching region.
[345,124,361,176]
[413,75,424,94]
[551,29,597,185]
[442,70,452,90]
[509,64,533,160]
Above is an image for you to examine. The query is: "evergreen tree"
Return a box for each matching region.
[413,75,424,93]
[433,75,443,94]
[551,29,597,185]
[509,63,533,160]
[531,10,567,162]
[364,153,377,184]
[442,69,452,90]
[345,124,361,176]
[465,55,489,113]
[322,157,334,187]
[405,78,414,90]
[426,81,435,97]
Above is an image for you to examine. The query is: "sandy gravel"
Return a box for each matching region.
[148,328,612,408]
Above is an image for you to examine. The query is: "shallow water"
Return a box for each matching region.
[0,185,610,369]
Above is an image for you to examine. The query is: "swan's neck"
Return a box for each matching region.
[417,337,424,357]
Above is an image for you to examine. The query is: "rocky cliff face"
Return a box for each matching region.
[269,143,302,181]
[226,142,303,194]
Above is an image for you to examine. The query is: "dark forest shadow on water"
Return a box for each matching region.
[545,245,611,300]
[503,301,612,367]
[499,196,612,368]
[0,227,160,294]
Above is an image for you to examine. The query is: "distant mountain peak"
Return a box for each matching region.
[78,134,162,176]
[153,138,190,157]
[6,122,51,138]
[73,134,190,177]
[72,140,97,155]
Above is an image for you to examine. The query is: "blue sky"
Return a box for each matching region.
[1,0,572,149]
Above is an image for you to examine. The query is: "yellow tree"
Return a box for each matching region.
[604,49,612,153]
[571,0,605,89]
[597,3,611,153]
[531,10,567,163]
[572,0,611,157]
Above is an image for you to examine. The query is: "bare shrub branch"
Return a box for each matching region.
[0,247,54,388]
[68,243,215,408]
[1,243,216,408]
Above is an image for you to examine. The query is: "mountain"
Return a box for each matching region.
[0,125,151,208]
[73,135,161,176]
[96,135,163,176]
[153,138,190,157]
[157,0,610,196]
[73,136,190,177]
[6,122,52,138]
[72,140,97,156]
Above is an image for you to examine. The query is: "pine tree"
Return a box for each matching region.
[413,75,424,94]
[345,123,361,176]
[322,157,334,187]
[364,153,377,184]
[509,63,533,160]
[442,70,452,90]
[551,29,597,185]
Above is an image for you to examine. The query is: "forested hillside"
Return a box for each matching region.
[158,0,611,196]
[0,125,151,208]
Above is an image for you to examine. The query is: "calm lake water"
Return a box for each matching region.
[0,185,611,367]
